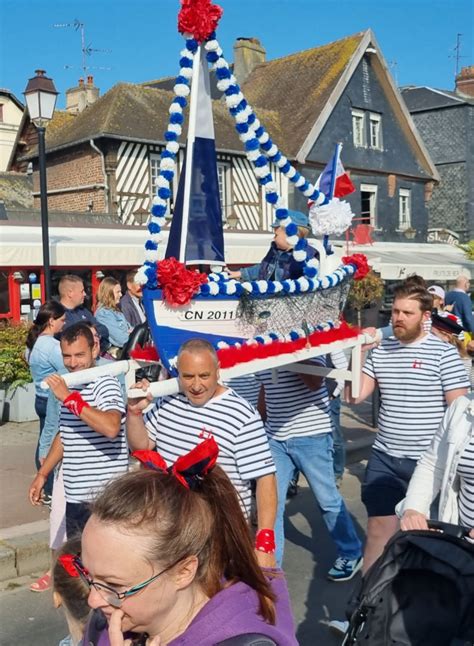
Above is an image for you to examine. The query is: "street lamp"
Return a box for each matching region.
[23,70,58,300]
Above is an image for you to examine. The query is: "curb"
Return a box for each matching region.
[0,520,50,582]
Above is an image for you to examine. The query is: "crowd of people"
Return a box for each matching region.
[23,254,473,644]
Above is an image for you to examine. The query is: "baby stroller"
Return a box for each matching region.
[344,521,474,645]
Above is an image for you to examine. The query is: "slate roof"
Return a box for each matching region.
[21,83,282,159]
[401,86,474,112]
[241,33,365,158]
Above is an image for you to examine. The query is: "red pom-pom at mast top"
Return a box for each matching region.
[178,0,223,43]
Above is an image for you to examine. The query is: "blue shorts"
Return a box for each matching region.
[361,448,417,517]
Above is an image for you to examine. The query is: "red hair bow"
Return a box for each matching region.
[58,554,80,578]
[132,436,219,491]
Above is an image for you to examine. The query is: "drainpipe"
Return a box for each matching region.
[90,139,109,212]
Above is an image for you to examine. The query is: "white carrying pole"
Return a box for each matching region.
[179,45,202,262]
[40,360,141,390]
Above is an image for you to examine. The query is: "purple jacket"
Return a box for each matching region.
[90,570,297,646]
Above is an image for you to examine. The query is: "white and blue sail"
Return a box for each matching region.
[165,46,225,266]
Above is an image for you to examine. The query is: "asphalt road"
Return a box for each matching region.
[0,461,368,646]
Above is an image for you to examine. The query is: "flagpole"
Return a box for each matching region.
[179,45,202,262]
[323,142,342,253]
[328,142,342,200]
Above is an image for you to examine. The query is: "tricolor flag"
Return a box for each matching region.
[166,46,225,266]
[315,144,356,200]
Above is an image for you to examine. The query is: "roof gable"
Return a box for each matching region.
[242,33,364,159]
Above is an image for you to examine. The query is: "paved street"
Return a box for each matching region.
[0,402,374,645]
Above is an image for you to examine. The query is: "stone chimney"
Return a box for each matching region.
[233,37,266,86]
[65,76,100,113]
[455,65,474,98]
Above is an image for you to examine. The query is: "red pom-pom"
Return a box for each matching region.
[157,257,208,307]
[178,0,223,43]
[342,253,370,280]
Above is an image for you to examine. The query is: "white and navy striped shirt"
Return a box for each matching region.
[143,389,275,516]
[457,436,474,529]
[225,374,261,408]
[364,334,469,460]
[60,375,128,504]
[256,357,333,441]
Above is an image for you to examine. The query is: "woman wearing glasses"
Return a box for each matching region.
[78,439,297,645]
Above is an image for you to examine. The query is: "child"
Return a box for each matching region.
[53,538,90,646]
[228,210,317,282]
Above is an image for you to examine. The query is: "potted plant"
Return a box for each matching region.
[345,270,385,328]
[0,321,36,423]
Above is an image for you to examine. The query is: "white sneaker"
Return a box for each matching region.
[328,619,349,635]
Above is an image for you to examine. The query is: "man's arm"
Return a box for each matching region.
[45,374,122,439]
[345,372,376,404]
[445,388,468,406]
[255,473,277,568]
[126,380,156,451]
[29,434,63,505]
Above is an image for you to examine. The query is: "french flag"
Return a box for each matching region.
[166,46,225,266]
[316,144,355,200]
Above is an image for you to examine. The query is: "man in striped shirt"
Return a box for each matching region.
[29,323,127,536]
[256,357,363,579]
[126,339,277,567]
[347,282,469,573]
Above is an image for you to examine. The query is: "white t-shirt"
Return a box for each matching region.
[60,375,128,503]
[144,388,275,516]
[256,357,333,441]
[363,334,469,460]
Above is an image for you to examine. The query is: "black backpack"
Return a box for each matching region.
[344,522,474,646]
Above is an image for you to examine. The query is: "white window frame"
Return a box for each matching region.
[352,109,366,147]
[360,183,378,228]
[217,161,232,221]
[398,188,412,230]
[369,112,382,149]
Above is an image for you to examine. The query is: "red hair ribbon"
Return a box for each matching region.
[58,554,80,578]
[132,436,219,491]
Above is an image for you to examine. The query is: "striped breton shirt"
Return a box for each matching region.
[143,388,275,516]
[457,436,474,530]
[60,375,128,504]
[363,334,469,460]
[255,357,333,441]
[225,374,261,408]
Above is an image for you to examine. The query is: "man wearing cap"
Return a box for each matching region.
[228,210,316,282]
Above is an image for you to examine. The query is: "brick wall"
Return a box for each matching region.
[32,144,107,212]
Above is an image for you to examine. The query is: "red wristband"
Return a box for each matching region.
[255,529,276,554]
[63,392,90,417]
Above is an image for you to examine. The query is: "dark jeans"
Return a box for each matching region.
[34,395,53,497]
[66,502,91,538]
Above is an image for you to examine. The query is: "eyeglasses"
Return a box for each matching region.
[73,556,179,608]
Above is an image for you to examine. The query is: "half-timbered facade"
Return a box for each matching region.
[10,30,437,242]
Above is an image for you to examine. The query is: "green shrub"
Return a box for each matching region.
[0,321,32,390]
[347,270,385,311]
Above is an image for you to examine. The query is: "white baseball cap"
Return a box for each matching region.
[428,285,445,300]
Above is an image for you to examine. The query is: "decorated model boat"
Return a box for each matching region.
[136,0,370,376]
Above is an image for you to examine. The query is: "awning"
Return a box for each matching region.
[334,242,472,281]
[0,225,270,268]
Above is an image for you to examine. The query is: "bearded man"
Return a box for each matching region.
[346,282,469,572]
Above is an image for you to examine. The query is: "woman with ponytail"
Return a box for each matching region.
[27,301,66,474]
[79,438,297,646]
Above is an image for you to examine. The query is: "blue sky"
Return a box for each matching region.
[1,0,472,110]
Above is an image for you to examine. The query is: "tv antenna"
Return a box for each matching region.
[53,18,112,75]
[449,33,467,78]
[387,60,399,86]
